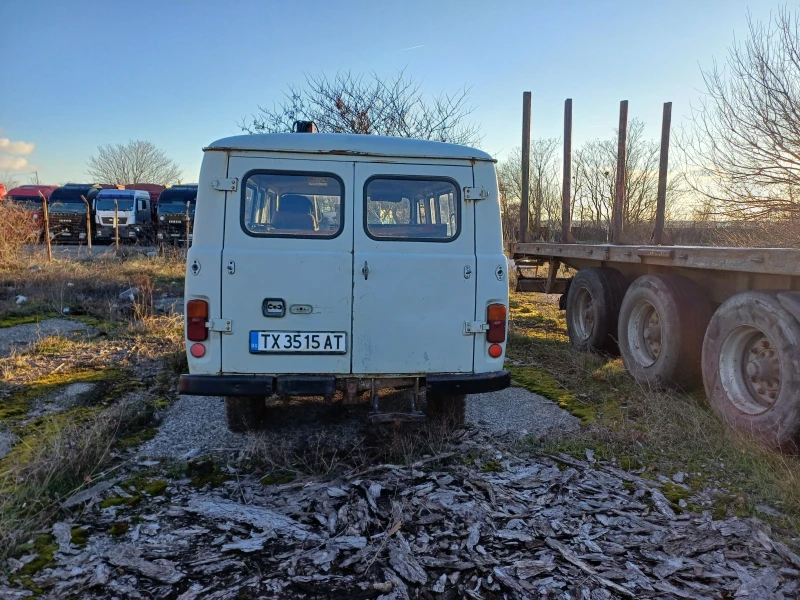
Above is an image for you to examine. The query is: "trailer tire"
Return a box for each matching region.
[702,291,800,449]
[618,274,711,390]
[565,267,628,353]
[224,396,266,432]
[426,394,466,427]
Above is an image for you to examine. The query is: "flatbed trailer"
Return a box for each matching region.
[510,94,800,449]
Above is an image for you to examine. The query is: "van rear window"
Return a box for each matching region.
[242,172,343,238]
[365,178,459,241]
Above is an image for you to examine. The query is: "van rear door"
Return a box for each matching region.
[351,162,476,374]
[221,157,353,374]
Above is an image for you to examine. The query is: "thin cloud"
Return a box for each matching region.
[400,44,425,51]
[0,156,28,170]
[0,138,35,155]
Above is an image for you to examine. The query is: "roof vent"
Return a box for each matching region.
[293,121,317,133]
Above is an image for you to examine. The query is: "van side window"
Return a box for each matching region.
[365,178,459,241]
[241,172,343,238]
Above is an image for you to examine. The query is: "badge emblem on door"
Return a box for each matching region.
[262,298,285,318]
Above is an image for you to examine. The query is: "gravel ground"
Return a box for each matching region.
[0,430,14,459]
[467,386,580,437]
[0,318,95,358]
[28,382,97,419]
[140,387,579,458]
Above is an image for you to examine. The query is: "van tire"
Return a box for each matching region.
[618,274,711,390]
[224,397,266,432]
[426,394,466,427]
[565,267,628,353]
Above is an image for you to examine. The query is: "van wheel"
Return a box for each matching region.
[224,397,266,432]
[565,267,628,353]
[425,394,466,427]
[618,274,711,390]
[702,291,800,449]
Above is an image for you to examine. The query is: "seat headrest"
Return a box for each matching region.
[279,194,313,214]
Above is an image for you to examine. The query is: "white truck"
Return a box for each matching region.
[93,189,153,243]
[179,127,510,431]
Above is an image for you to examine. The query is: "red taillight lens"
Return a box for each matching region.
[186,300,208,342]
[487,304,507,343]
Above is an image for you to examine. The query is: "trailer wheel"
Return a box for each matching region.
[425,394,466,427]
[224,396,266,432]
[702,292,800,449]
[618,274,711,390]
[565,268,628,353]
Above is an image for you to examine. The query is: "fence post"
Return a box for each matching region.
[39,191,52,263]
[653,102,673,245]
[81,195,92,252]
[611,100,629,244]
[114,199,120,254]
[520,91,532,244]
[561,98,575,243]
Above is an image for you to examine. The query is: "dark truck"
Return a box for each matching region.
[156,184,197,245]
[47,184,111,243]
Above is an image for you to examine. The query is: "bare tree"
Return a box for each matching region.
[241,70,482,146]
[681,7,800,220]
[497,139,561,243]
[572,119,674,240]
[1,171,20,192]
[87,140,182,186]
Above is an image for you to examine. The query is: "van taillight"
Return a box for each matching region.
[487,304,507,343]
[187,300,208,342]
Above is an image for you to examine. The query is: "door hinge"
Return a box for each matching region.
[211,177,238,192]
[464,186,489,201]
[463,320,489,335]
[206,319,233,333]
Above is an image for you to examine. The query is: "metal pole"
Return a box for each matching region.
[114,199,120,254]
[520,91,532,244]
[186,201,191,248]
[39,191,52,263]
[653,102,672,245]
[81,195,92,252]
[611,100,629,244]
[562,98,573,242]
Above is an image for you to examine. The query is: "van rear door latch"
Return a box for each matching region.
[463,321,489,335]
[211,178,238,192]
[206,319,233,333]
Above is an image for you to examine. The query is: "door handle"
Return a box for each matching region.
[362,261,369,280]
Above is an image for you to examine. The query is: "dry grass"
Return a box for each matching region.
[507,292,800,531]
[0,204,41,269]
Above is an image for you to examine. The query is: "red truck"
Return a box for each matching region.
[4,185,59,236]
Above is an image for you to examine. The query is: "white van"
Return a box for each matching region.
[179,130,510,431]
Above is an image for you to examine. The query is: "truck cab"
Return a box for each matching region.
[5,185,58,236]
[93,189,152,242]
[156,184,198,245]
[179,131,510,431]
[47,183,108,243]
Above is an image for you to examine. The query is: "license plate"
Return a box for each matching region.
[249,331,347,354]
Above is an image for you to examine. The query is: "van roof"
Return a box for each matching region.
[205,133,494,162]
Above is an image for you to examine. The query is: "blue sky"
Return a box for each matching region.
[1,0,776,185]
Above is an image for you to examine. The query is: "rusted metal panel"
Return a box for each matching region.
[512,242,800,277]
[520,92,532,243]
[562,99,575,243]
[611,100,628,244]
[516,277,568,294]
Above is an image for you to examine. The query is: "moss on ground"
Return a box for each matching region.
[118,427,158,448]
[14,534,57,575]
[109,522,130,536]
[70,527,88,547]
[100,495,141,509]
[508,364,597,424]
[260,471,296,486]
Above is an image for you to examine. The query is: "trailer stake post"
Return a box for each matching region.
[612,100,629,245]
[520,92,532,244]
[653,102,672,245]
[562,98,575,243]
[114,199,120,254]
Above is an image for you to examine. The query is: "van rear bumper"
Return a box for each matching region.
[178,371,511,398]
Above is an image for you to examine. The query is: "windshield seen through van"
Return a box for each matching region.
[158,201,195,215]
[9,197,41,211]
[49,202,86,214]
[242,173,342,238]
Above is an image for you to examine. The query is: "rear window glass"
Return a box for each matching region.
[242,172,343,238]
[365,178,459,241]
